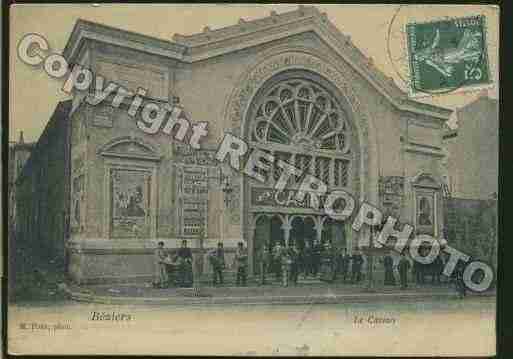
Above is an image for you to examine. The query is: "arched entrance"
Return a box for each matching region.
[238,63,369,276]
[289,216,316,249]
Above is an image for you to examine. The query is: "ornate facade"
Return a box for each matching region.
[48,6,452,283]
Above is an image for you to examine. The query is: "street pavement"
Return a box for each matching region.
[63,279,495,305]
[8,296,496,356]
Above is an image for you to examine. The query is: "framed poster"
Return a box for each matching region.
[110,168,152,238]
[177,165,209,237]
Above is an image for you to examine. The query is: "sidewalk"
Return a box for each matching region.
[62,280,496,305]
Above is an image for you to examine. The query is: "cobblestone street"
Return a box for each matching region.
[8,296,495,356]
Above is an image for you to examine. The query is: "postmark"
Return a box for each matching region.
[406,15,491,96]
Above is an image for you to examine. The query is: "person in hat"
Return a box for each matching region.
[339,248,351,283]
[234,241,248,286]
[259,242,273,285]
[208,242,225,286]
[177,239,193,287]
[398,252,411,289]
[383,251,396,286]
[154,241,169,288]
[351,249,364,283]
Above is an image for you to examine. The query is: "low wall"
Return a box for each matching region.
[67,238,241,284]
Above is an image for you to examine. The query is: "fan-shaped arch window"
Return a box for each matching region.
[251,79,351,154]
[249,77,353,188]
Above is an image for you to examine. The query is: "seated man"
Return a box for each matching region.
[176,240,193,287]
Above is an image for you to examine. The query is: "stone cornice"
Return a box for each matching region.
[404,144,445,158]
[62,19,187,63]
[63,7,452,121]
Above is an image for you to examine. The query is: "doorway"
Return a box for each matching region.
[289,216,316,250]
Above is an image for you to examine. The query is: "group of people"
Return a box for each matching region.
[154,238,368,288]
[154,240,194,288]
[258,240,366,287]
[382,251,462,291]
[154,240,465,296]
[154,240,249,288]
[207,241,249,286]
[383,252,413,289]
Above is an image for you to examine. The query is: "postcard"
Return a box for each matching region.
[7,3,498,356]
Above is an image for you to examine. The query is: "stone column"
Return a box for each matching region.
[247,221,256,276]
[333,221,345,249]
[314,222,323,243]
[282,223,291,247]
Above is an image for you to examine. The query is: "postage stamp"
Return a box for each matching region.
[406,15,492,96]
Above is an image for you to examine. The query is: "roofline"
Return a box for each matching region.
[62,8,452,120]
[62,19,187,63]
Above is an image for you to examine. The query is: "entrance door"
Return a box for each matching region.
[269,216,284,247]
[254,214,285,249]
[289,216,316,250]
[253,215,285,274]
[322,218,347,250]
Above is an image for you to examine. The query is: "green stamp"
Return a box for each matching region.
[406,15,491,95]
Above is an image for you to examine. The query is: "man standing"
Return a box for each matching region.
[398,252,411,289]
[312,239,323,277]
[234,242,248,286]
[259,243,272,285]
[383,252,396,286]
[287,243,300,286]
[208,242,225,286]
[351,249,364,283]
[320,241,336,282]
[177,239,193,287]
[454,261,467,299]
[413,260,424,285]
[154,241,169,288]
[280,245,292,287]
[340,248,351,283]
[432,255,443,285]
[301,240,313,279]
[273,242,285,281]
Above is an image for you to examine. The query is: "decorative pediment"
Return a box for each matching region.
[98,136,161,161]
[411,172,441,189]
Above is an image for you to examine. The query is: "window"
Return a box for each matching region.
[250,77,352,188]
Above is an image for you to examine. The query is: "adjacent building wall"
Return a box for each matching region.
[444,94,498,200]
[442,94,498,268]
[13,101,72,284]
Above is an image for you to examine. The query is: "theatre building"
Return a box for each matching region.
[16,6,453,284]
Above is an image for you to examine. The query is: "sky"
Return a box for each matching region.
[9,4,499,143]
